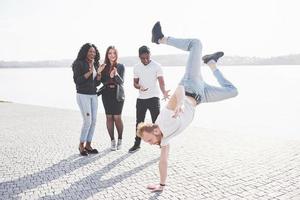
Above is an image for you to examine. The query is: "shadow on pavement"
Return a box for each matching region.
[0,148,112,199]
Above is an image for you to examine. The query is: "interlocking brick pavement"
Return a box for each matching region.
[0,102,300,199]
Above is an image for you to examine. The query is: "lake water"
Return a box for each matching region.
[1,66,299,139]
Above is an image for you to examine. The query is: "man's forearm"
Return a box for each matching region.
[159,145,169,185]
[158,76,166,94]
[159,160,168,184]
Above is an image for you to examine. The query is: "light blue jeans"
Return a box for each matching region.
[76,93,98,142]
[167,37,238,103]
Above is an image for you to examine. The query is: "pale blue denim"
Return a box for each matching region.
[167,37,238,103]
[76,93,98,142]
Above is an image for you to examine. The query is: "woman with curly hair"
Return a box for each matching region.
[72,43,105,156]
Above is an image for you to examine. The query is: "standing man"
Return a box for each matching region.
[128,46,170,153]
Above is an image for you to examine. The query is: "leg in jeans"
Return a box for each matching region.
[148,97,160,123]
[202,68,238,103]
[76,94,92,142]
[165,37,237,102]
[135,98,148,146]
[167,37,203,82]
[86,95,98,142]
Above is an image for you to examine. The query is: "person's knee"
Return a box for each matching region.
[83,115,92,128]
[191,39,202,49]
[90,118,97,127]
[113,115,122,122]
[106,115,113,120]
[230,87,238,97]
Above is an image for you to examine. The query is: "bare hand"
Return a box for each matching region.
[162,90,171,101]
[88,59,94,73]
[97,63,106,75]
[147,184,164,192]
[172,105,183,118]
[140,86,149,91]
[110,67,117,78]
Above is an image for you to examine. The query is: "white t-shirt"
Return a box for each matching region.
[155,98,195,146]
[133,60,163,99]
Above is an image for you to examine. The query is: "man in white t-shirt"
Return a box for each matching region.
[128,45,170,153]
[137,22,238,192]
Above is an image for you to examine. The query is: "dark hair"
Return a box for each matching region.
[104,46,118,69]
[138,45,150,56]
[72,43,100,67]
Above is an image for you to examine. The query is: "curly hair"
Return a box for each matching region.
[72,43,100,67]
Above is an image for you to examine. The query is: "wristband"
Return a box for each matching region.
[160,183,166,187]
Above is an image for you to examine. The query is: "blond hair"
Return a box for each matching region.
[136,122,158,137]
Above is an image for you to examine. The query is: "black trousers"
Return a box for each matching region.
[134,97,160,145]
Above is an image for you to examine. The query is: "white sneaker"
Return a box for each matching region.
[111,140,117,151]
[117,139,122,150]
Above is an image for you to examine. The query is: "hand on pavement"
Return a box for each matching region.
[147,184,164,192]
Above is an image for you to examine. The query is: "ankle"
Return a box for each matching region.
[85,142,92,149]
[79,143,85,149]
[158,37,167,44]
[207,60,217,71]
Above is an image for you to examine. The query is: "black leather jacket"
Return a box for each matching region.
[101,63,125,101]
[72,60,101,94]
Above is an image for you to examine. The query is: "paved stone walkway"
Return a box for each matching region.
[0,102,300,200]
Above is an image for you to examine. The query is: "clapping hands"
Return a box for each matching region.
[110,67,117,78]
[97,63,106,75]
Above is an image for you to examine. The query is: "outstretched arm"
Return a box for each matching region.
[147,145,170,192]
[159,145,169,185]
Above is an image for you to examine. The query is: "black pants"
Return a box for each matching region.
[134,97,160,146]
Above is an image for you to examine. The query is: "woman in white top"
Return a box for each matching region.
[137,22,238,192]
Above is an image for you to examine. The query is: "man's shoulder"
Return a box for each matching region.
[150,59,162,67]
[133,62,143,69]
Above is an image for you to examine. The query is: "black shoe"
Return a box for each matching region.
[84,147,99,154]
[128,144,140,153]
[202,51,224,64]
[151,21,164,44]
[79,147,88,156]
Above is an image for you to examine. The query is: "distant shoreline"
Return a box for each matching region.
[1,64,300,69]
[1,53,300,68]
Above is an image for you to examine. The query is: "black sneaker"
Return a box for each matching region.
[84,147,99,154]
[202,51,224,64]
[79,147,88,156]
[151,21,164,44]
[128,144,140,153]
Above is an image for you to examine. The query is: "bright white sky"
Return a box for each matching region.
[1,0,299,61]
